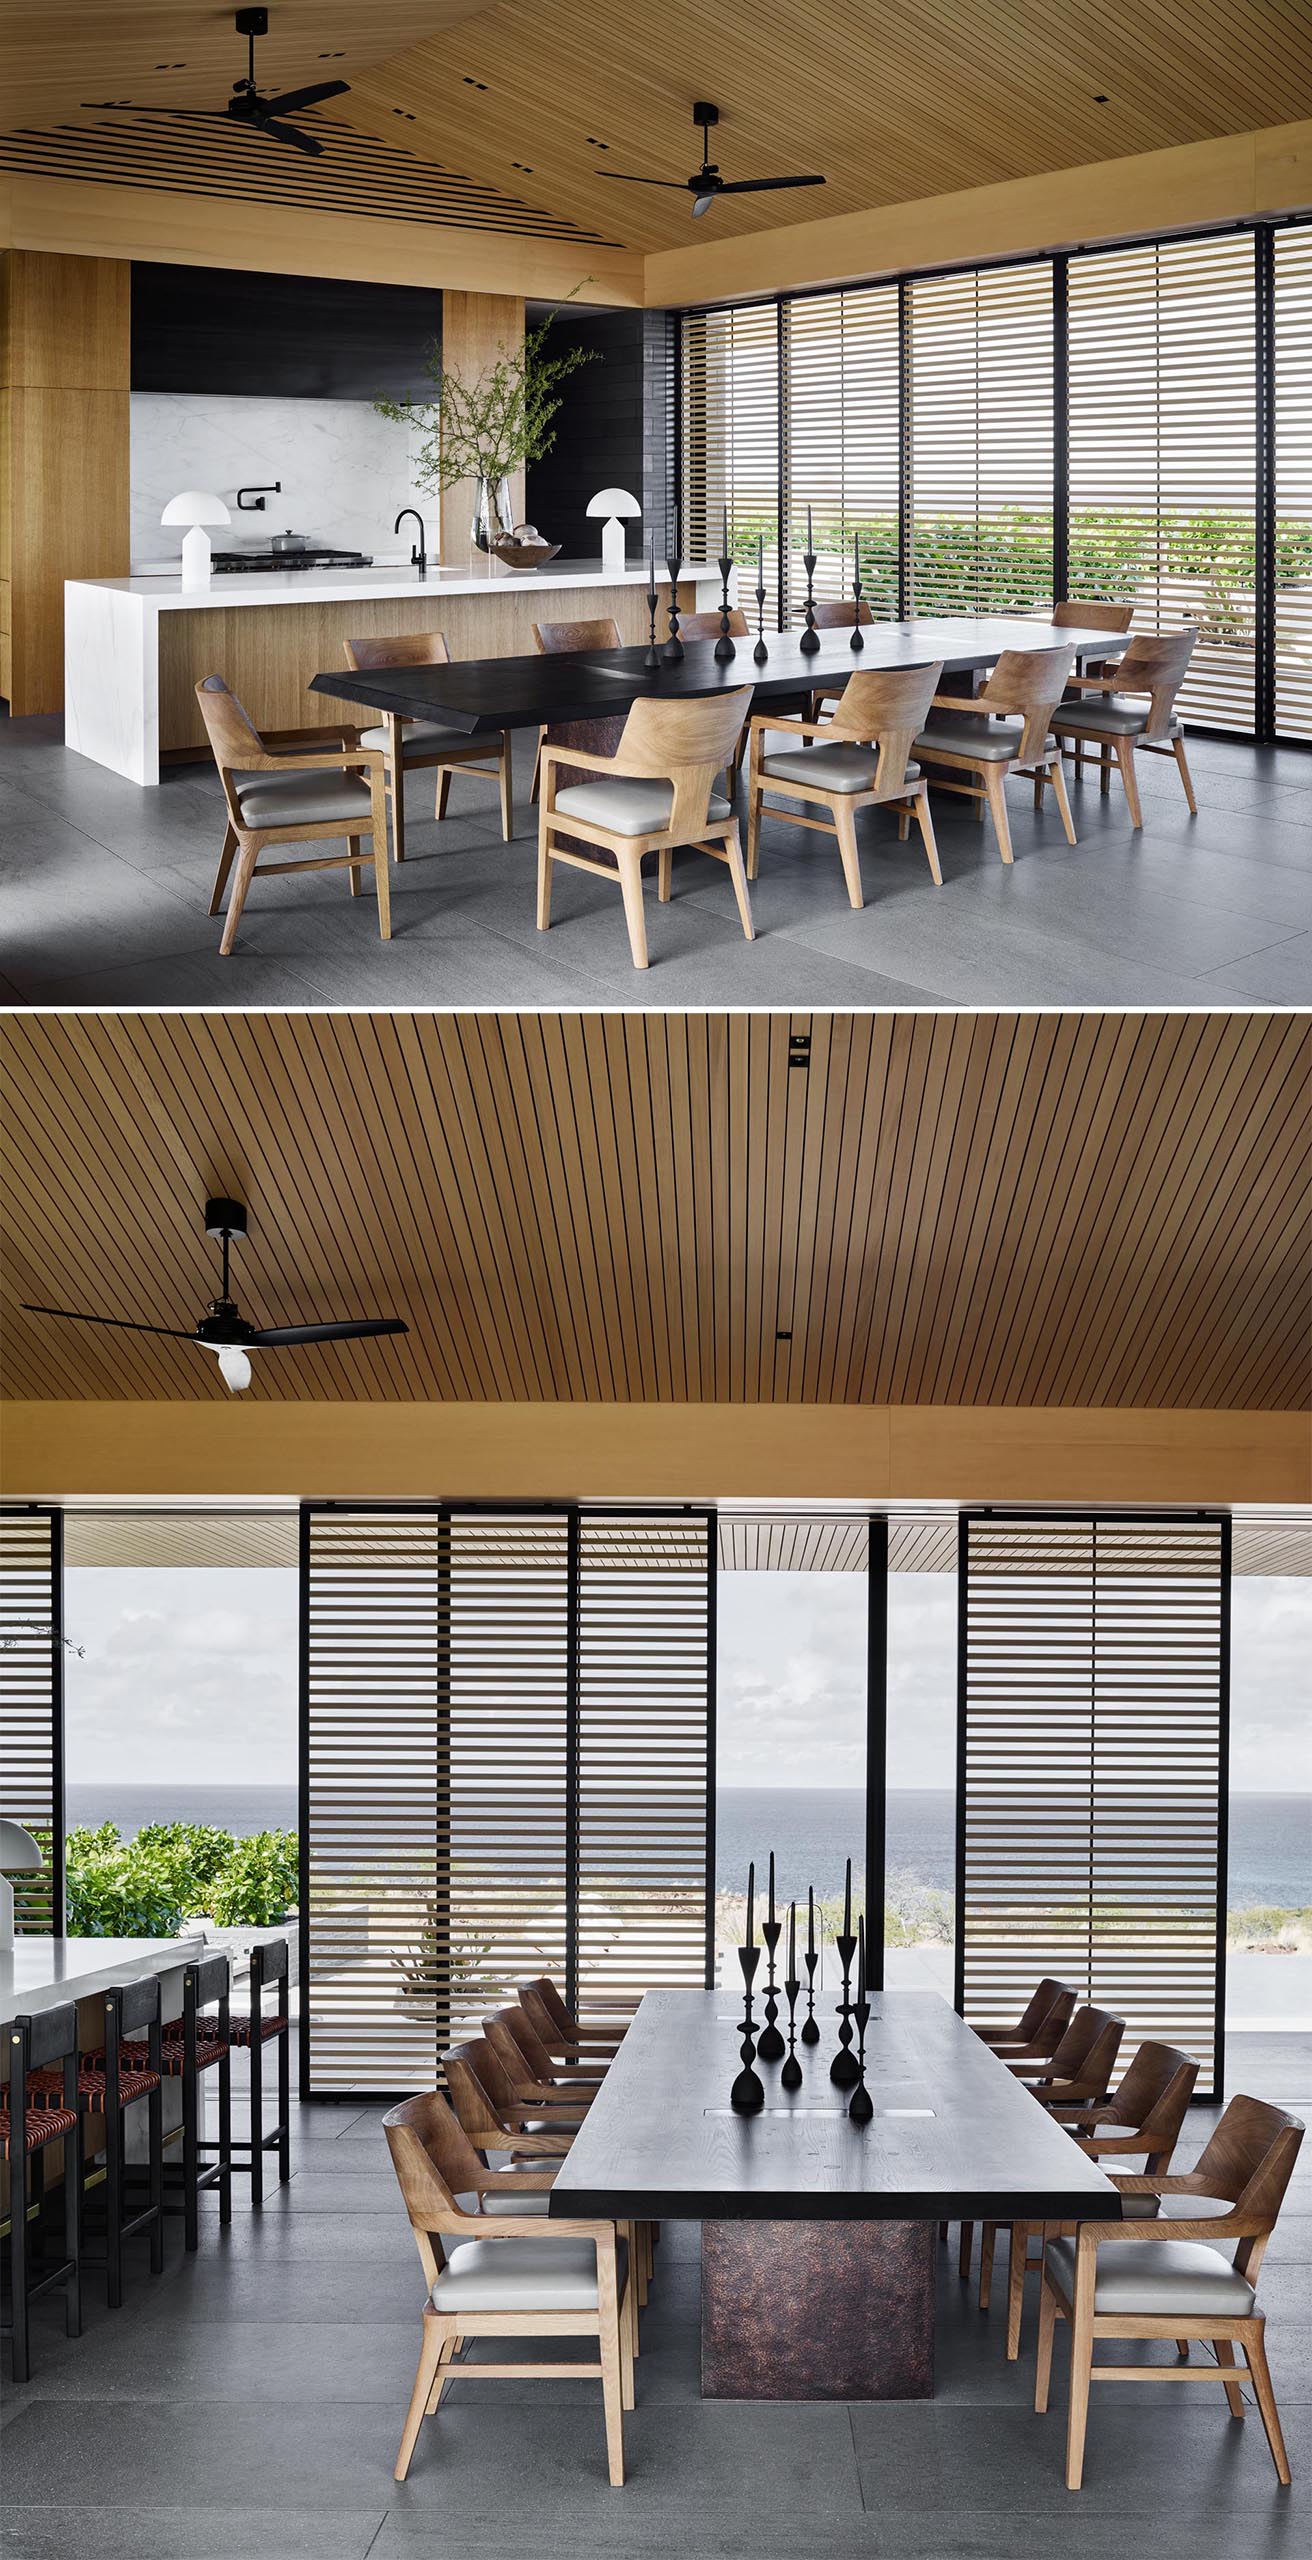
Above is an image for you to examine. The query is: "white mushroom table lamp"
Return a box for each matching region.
[161,490,232,591]
[586,487,641,574]
[0,1818,44,1951]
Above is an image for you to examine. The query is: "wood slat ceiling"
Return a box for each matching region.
[1,1011,1308,1413]
[5,0,1309,251]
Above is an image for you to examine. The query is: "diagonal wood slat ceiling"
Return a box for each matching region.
[1,1012,1307,1414]
[4,0,1310,251]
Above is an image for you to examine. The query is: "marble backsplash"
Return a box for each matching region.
[130,391,428,567]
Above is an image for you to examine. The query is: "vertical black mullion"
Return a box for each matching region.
[865,1515,889,1992]
[435,1506,452,2086]
[898,276,912,618]
[775,296,788,628]
[49,1507,65,1931]
[565,1505,581,2019]
[1213,1513,1232,2104]
[953,1511,970,2016]
[1255,224,1276,744]
[1052,254,1069,604]
[296,1503,311,2101]
[705,1507,718,1990]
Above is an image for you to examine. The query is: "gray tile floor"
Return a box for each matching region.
[2,2033,1307,2559]
[1,714,1309,1007]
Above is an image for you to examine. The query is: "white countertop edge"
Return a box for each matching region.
[67,561,723,613]
[1,1936,196,2023]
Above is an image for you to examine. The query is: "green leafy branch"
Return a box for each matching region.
[375,293,597,496]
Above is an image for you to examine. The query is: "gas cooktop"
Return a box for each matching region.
[210,548,373,574]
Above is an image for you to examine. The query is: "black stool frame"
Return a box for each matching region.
[3,2003,82,2382]
[166,1953,235,2249]
[89,1979,165,2307]
[213,1937,291,2206]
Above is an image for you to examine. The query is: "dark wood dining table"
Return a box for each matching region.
[308,615,1124,736]
[548,1988,1119,2402]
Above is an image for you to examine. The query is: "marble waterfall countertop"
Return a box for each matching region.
[0,1936,193,2025]
[71,558,714,613]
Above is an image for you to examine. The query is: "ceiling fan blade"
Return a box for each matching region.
[259,118,324,155]
[262,80,349,115]
[598,173,699,189]
[715,175,826,194]
[21,1303,198,1340]
[248,1317,409,1346]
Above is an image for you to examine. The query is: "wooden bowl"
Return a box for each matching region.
[492,538,562,571]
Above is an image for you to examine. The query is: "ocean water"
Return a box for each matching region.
[68,1782,1311,1912]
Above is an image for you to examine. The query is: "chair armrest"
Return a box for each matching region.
[927,694,991,715]
[506,2132,573,2157]
[538,745,617,777]
[747,712,829,738]
[1074,2130,1154,2155]
[1048,2101,1117,2123]
[475,2170,557,2195]
[1061,673,1143,694]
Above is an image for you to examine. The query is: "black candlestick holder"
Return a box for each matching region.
[848,1988,873,2123]
[780,1966,803,2091]
[730,1943,765,2113]
[800,1942,821,2045]
[829,1929,860,2086]
[850,543,865,649]
[799,544,821,654]
[753,558,769,664]
[715,551,737,661]
[663,553,684,661]
[644,559,662,669]
[757,1915,785,2061]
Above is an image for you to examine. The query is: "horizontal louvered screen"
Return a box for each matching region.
[958,1515,1227,2101]
[784,285,901,624]
[576,1513,712,2008]
[303,1506,713,2095]
[907,261,1054,616]
[681,301,780,615]
[0,1508,62,1932]
[1275,225,1312,740]
[1068,233,1257,730]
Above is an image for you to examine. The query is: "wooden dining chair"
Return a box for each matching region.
[1007,2004,1125,2107]
[671,610,754,780]
[445,2038,577,2163]
[746,662,943,905]
[481,2010,599,2117]
[1035,2094,1304,2490]
[517,1980,629,2060]
[343,633,513,860]
[1050,598,1134,786]
[913,643,1078,864]
[1001,2040,1199,2353]
[973,1978,1078,2052]
[538,688,755,970]
[529,615,625,802]
[499,2005,608,2092]
[1049,627,1199,827]
[195,675,389,954]
[383,2090,632,2485]
[809,595,876,716]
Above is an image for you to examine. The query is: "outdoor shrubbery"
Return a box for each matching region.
[64,1820,298,1938]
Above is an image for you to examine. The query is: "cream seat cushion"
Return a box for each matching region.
[431,2233,628,2312]
[1044,2235,1255,2317]
[233,769,374,830]
[553,779,732,838]
[760,745,921,793]
[358,720,484,757]
[1050,697,1181,741]
[454,2188,552,2217]
[915,717,1055,762]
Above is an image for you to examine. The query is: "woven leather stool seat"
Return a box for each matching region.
[0,2101,79,2152]
[227,2010,290,2047]
[28,2060,162,2107]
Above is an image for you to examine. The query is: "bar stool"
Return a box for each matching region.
[31,1977,165,2307]
[2,2003,82,2381]
[226,1937,292,2204]
[120,1953,234,2249]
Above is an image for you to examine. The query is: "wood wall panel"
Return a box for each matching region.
[437,290,524,562]
[0,250,128,713]
[2,1013,1308,1416]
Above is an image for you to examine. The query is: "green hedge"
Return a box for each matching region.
[64,1821,298,1938]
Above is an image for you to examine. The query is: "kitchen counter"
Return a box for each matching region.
[0,1935,192,2027]
[64,559,723,783]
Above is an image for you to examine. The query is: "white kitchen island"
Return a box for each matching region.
[64,557,723,785]
[0,1935,191,2027]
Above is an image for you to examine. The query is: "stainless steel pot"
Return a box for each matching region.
[271,528,309,554]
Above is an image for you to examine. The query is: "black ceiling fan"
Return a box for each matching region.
[600,101,825,218]
[81,8,351,157]
[23,1198,407,1393]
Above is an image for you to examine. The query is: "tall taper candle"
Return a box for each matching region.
[747,1858,754,1948]
[843,1856,852,1935]
[806,502,813,552]
[788,1898,796,1975]
[768,1850,775,1925]
[807,1883,815,1957]
[723,503,729,555]
[857,1911,866,2002]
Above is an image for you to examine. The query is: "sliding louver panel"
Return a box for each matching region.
[906,261,1053,617]
[0,1507,62,1932]
[957,1514,1228,2101]
[575,1512,713,2013]
[681,300,780,617]
[1274,224,1312,741]
[784,285,901,625]
[1069,233,1257,731]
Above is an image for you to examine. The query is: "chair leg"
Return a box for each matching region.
[218,2051,233,2225]
[746,784,763,880]
[722,825,755,942]
[1006,2223,1028,2359]
[1113,736,1143,828]
[65,2116,83,2338]
[536,825,554,931]
[1214,2336,1246,2419]
[183,2049,199,2251]
[426,2330,457,2413]
[529,728,544,804]
[1033,768,1045,812]
[958,2221,974,2279]
[1099,742,1112,795]
[148,2078,164,2274]
[395,2322,446,2481]
[278,2023,291,2186]
[982,765,1015,865]
[9,2146,29,2381]
[371,823,392,942]
[597,2243,626,2487]
[436,769,453,823]
[1047,755,1077,845]
[1243,2321,1292,2484]
[833,800,865,909]
[978,2221,996,2313]
[1173,734,1198,814]
[1177,2339,1191,2357]
[218,832,261,956]
[498,734,514,843]
[208,823,239,917]
[106,2104,124,2310]
[657,846,674,904]
[616,849,649,970]
[249,2029,264,2208]
[390,764,406,864]
[347,834,362,895]
[914,788,942,884]
[1065,2264,1095,2491]
[1034,2273,1057,2414]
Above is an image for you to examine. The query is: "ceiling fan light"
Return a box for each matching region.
[215,1345,253,1393]
[692,188,717,217]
